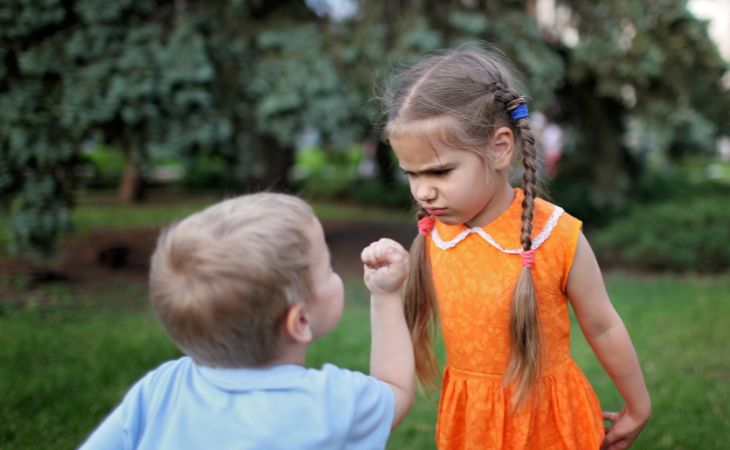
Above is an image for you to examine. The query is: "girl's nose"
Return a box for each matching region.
[413,180,437,203]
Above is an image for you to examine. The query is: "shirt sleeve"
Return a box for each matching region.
[77,403,126,450]
[77,380,144,450]
[77,370,153,450]
[323,365,395,449]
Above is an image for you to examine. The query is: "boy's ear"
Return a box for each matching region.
[491,126,515,170]
[283,303,313,344]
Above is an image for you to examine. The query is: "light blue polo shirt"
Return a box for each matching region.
[79,357,395,450]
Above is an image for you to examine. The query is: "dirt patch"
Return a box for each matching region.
[0,221,416,301]
[324,221,416,279]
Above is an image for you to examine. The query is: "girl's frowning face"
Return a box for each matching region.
[390,133,513,228]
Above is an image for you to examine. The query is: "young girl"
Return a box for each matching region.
[383,47,651,449]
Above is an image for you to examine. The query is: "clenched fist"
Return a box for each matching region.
[361,238,409,295]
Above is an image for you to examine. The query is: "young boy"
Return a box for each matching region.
[79,193,415,450]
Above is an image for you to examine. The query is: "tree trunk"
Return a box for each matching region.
[375,138,396,187]
[118,144,144,204]
[246,136,295,192]
[555,74,639,214]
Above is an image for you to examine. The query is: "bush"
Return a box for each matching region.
[82,146,124,189]
[550,166,730,228]
[594,195,730,272]
[349,178,412,209]
[181,154,235,190]
[634,171,730,205]
[295,147,362,199]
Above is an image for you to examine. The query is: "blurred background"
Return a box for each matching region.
[1,0,728,449]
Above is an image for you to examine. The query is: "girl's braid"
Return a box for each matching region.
[515,118,537,251]
[487,81,538,251]
[488,79,542,408]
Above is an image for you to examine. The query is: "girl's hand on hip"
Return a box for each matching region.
[361,238,409,295]
[601,407,650,450]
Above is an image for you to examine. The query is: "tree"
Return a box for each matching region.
[0,0,79,256]
[341,0,729,220]
[1,0,363,256]
[334,0,564,187]
[2,0,728,257]
[552,0,730,217]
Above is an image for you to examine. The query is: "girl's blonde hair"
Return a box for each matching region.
[384,46,541,407]
[149,192,315,368]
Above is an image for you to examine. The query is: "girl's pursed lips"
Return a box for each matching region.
[425,207,447,216]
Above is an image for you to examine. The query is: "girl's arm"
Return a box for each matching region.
[567,233,651,450]
[361,239,415,429]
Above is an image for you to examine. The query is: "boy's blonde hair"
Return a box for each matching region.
[149,192,315,368]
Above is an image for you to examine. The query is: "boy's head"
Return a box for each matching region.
[149,192,343,368]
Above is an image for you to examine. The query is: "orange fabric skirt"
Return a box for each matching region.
[436,360,604,450]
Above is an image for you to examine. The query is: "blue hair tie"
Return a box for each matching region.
[510,103,529,120]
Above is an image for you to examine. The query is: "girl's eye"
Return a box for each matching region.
[432,169,451,176]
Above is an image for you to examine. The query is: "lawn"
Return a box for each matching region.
[1,273,729,449]
[1,193,729,448]
[1,190,412,257]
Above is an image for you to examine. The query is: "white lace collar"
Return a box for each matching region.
[430,206,564,253]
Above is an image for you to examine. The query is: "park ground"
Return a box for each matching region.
[1,192,729,449]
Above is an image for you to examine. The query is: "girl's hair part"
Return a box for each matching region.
[383,44,543,406]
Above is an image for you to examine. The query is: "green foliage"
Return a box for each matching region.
[2,0,729,259]
[82,146,125,188]
[10,2,268,257]
[249,25,361,149]
[448,11,565,110]
[0,36,77,257]
[180,154,236,191]
[556,0,730,207]
[349,178,413,209]
[595,194,730,272]
[295,146,363,198]
[294,146,412,208]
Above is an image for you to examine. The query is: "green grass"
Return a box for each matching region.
[1,274,729,449]
[311,201,412,224]
[2,191,413,256]
[71,200,217,232]
[570,274,730,449]
[71,189,412,230]
[70,199,410,232]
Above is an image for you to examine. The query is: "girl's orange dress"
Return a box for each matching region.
[427,188,604,450]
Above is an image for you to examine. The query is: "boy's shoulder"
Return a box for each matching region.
[138,356,194,386]
[315,363,389,391]
[138,359,393,414]
[117,360,394,449]
[186,360,390,396]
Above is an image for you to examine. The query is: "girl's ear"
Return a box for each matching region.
[283,303,313,344]
[491,126,515,170]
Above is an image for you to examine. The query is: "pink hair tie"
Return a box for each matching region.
[520,249,535,269]
[418,216,435,237]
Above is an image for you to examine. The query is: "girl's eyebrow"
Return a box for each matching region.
[400,163,451,175]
